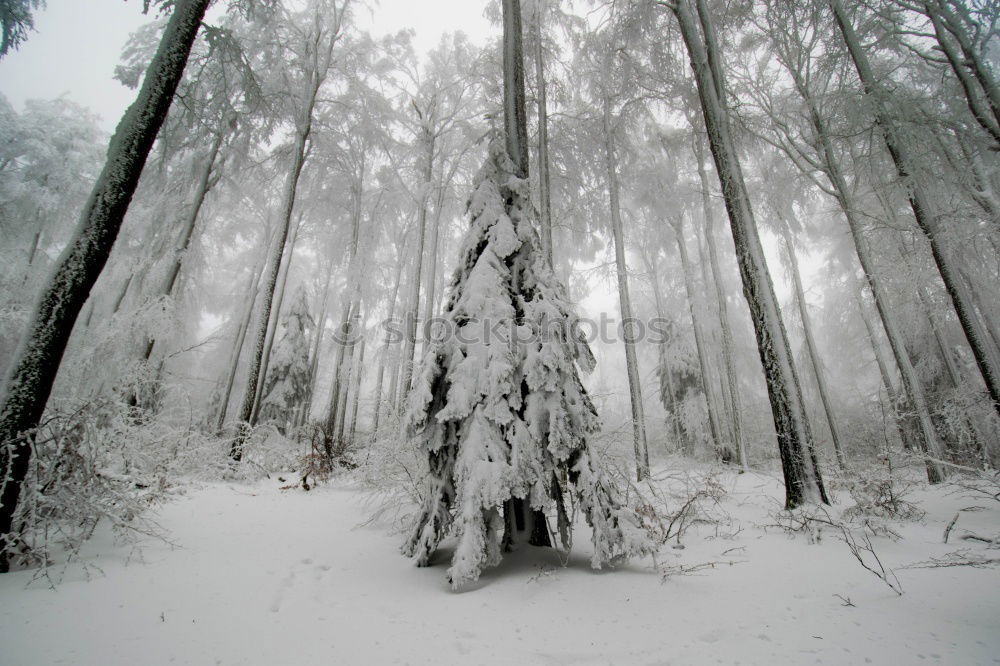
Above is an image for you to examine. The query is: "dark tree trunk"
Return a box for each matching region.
[671,0,827,508]
[501,0,550,546]
[503,0,530,179]
[0,0,212,571]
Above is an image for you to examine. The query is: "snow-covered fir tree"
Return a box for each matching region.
[401,136,653,588]
[258,285,314,432]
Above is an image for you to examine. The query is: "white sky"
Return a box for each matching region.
[0,0,493,131]
[0,0,821,419]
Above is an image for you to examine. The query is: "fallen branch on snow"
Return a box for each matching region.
[903,550,1000,570]
[659,559,744,581]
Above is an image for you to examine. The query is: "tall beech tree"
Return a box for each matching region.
[743,0,946,481]
[391,34,485,411]
[0,0,213,570]
[662,0,828,508]
[232,0,348,460]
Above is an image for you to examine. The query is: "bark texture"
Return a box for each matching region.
[0,0,212,569]
[693,135,746,466]
[672,0,827,508]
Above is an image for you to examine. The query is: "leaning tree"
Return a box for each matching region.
[0,0,213,571]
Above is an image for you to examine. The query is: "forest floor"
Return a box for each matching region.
[1,461,998,665]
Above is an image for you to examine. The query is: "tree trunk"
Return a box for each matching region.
[371,239,407,436]
[957,263,1000,356]
[161,128,224,303]
[693,135,746,467]
[231,64,323,461]
[251,212,303,423]
[532,0,553,266]
[142,127,224,363]
[782,226,846,469]
[111,273,134,316]
[603,96,651,481]
[397,136,434,409]
[333,300,361,449]
[914,282,991,456]
[856,289,914,449]
[216,253,267,432]
[672,214,726,460]
[923,0,1000,145]
[81,298,95,330]
[323,298,354,457]
[421,205,441,355]
[346,335,366,446]
[388,266,412,413]
[0,0,212,569]
[924,5,1000,146]
[301,259,336,425]
[695,218,737,460]
[831,0,1000,421]
[644,250,687,452]
[500,0,551,548]
[323,181,364,452]
[22,227,42,284]
[672,0,827,507]
[785,51,946,482]
[916,285,964,390]
[503,0,530,179]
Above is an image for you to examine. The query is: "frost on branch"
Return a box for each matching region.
[401,136,653,588]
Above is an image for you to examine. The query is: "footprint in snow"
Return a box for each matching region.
[269,570,296,613]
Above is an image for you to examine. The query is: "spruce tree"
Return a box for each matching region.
[401,137,653,588]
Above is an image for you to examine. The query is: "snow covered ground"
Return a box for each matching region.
[1,466,998,665]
